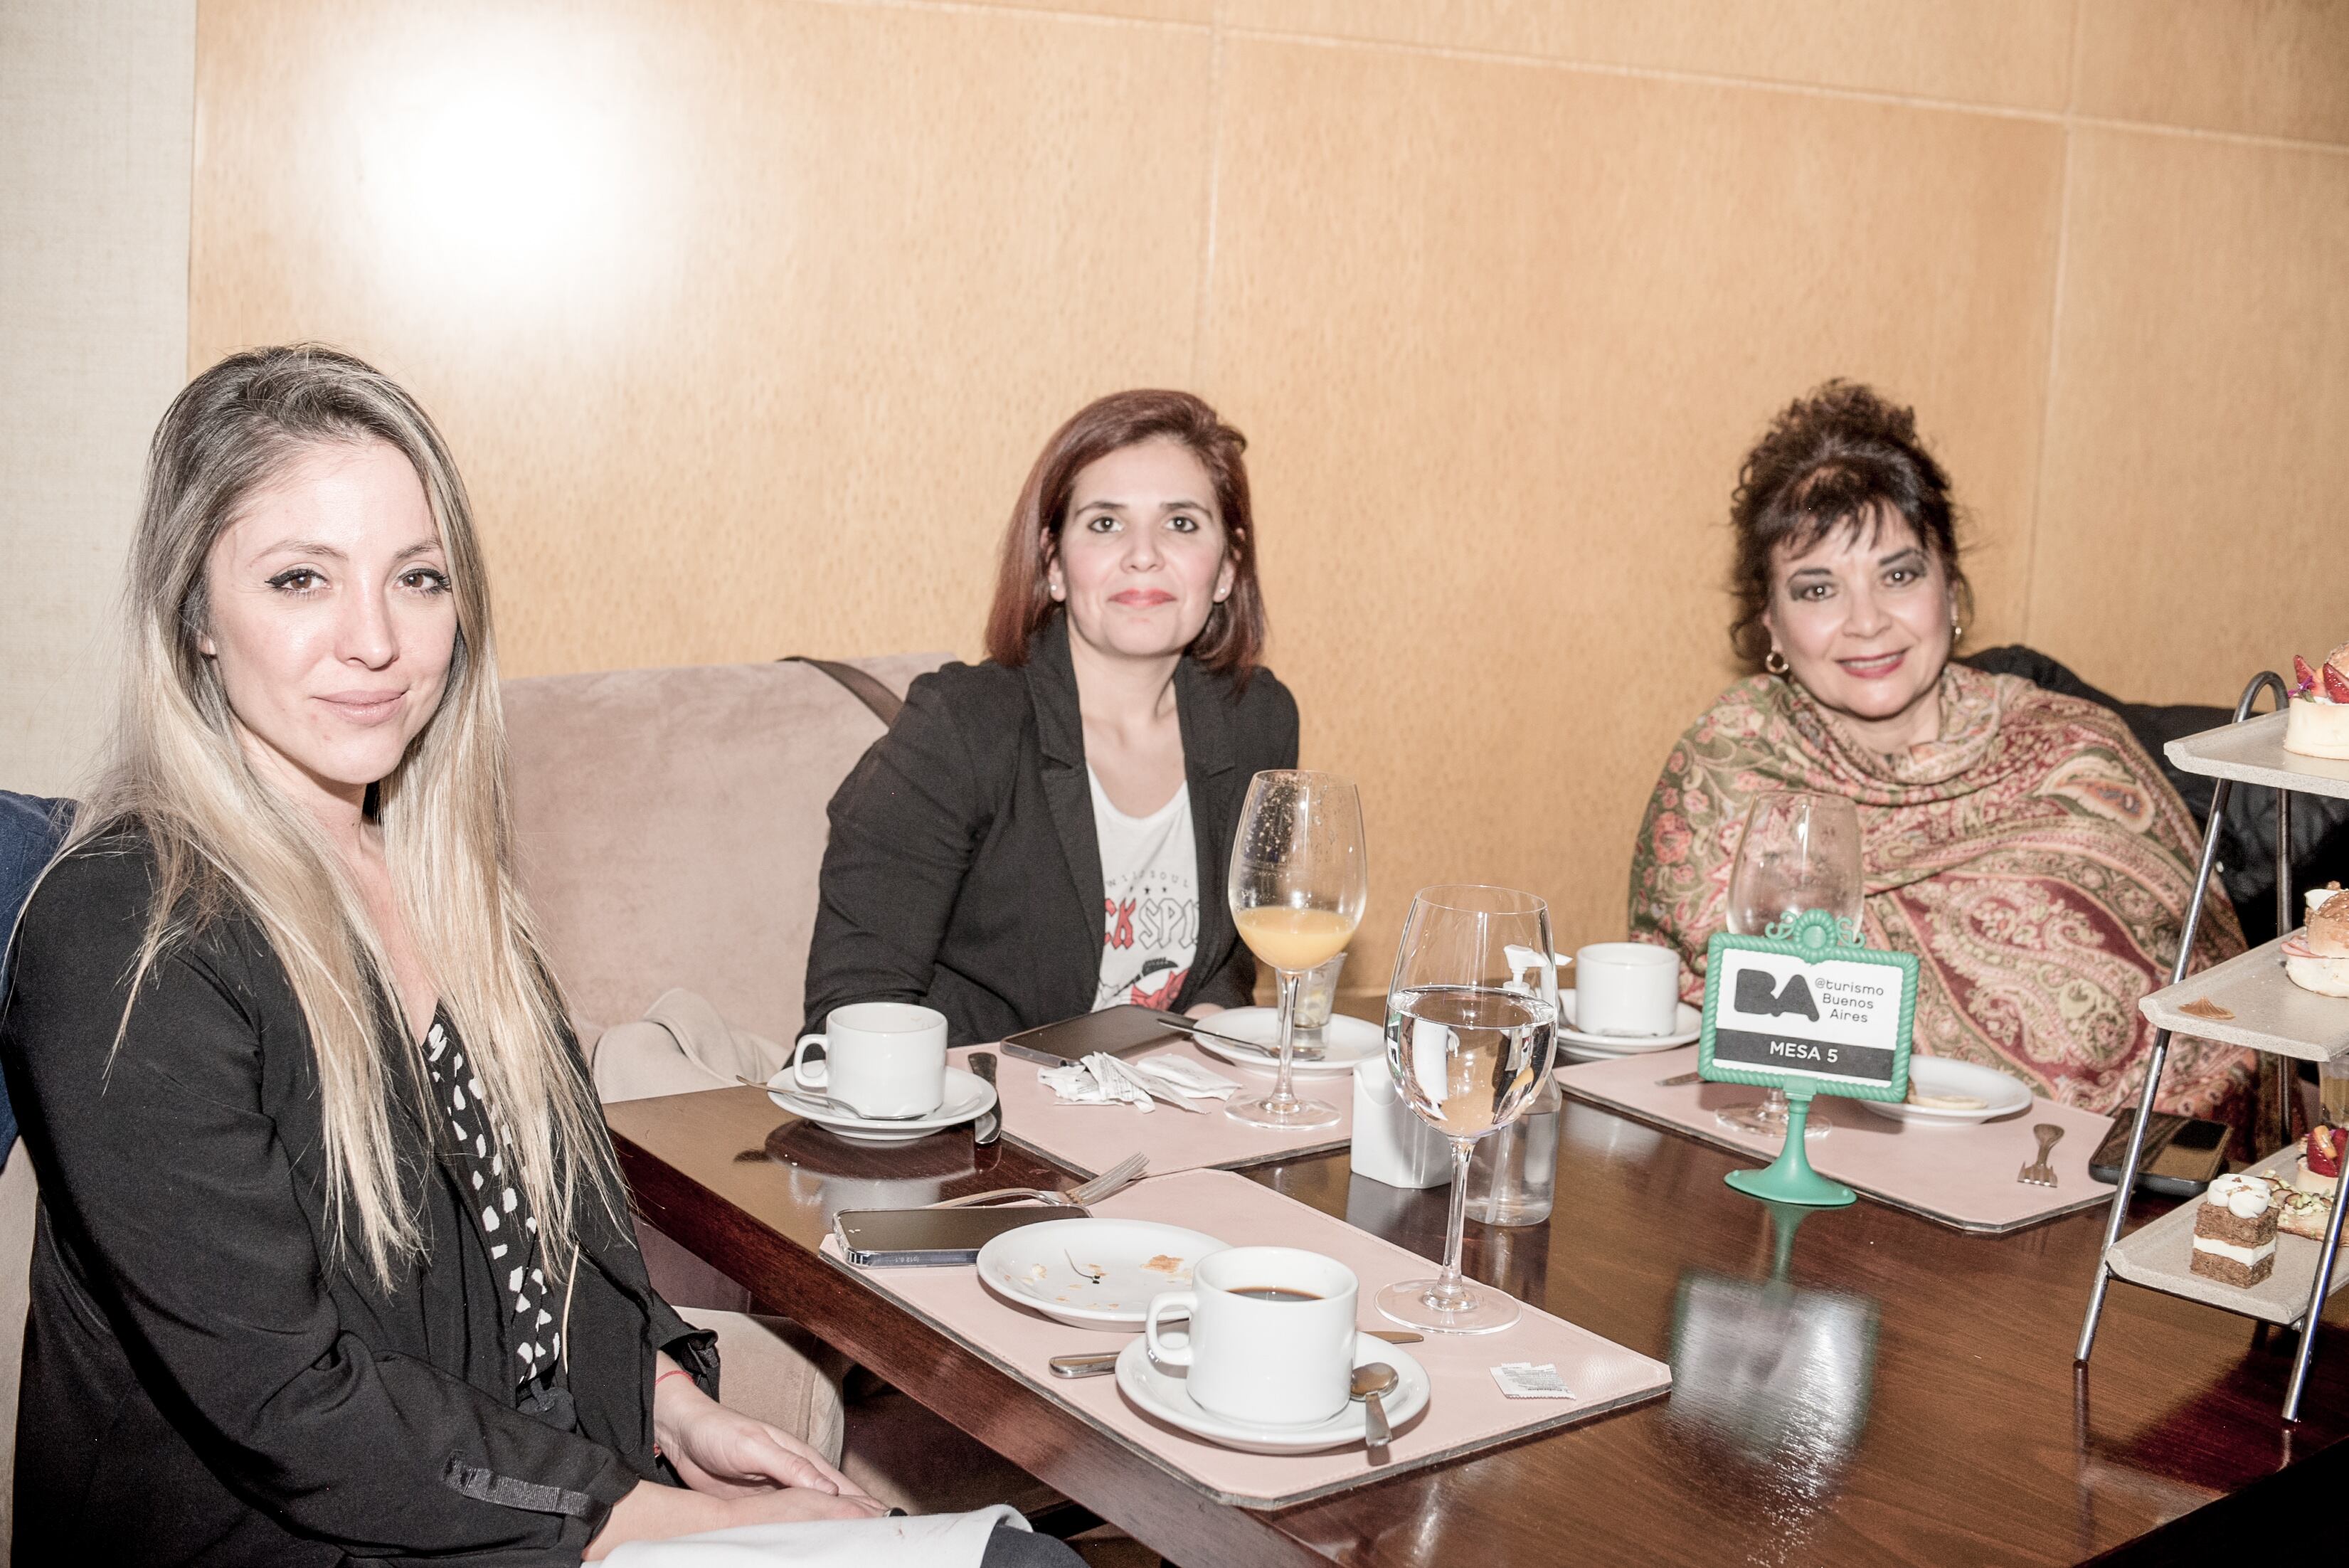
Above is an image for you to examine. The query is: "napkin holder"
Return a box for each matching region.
[1350,1056,1451,1189]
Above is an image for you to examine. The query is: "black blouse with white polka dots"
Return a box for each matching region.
[423,1015,562,1397]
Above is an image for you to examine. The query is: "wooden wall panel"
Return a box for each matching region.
[2030,128,2349,706]
[192,0,1210,676]
[2075,0,2349,144]
[1227,0,2079,110]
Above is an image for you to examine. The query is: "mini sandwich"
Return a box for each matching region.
[2284,887,2349,1000]
[2278,1186,2336,1243]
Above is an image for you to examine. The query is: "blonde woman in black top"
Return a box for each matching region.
[0,348,1076,1566]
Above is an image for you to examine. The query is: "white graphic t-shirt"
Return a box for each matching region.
[1088,768,1199,1013]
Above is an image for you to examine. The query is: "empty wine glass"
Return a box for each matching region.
[1225,771,1369,1130]
[1715,790,1865,1140]
[1376,885,1558,1334]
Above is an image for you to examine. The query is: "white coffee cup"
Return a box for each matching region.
[1144,1246,1359,1426]
[789,1002,948,1118]
[1574,942,1682,1037]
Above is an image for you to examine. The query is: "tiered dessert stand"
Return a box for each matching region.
[2076,674,2349,1422]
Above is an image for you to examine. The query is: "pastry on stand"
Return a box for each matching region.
[2285,887,2349,1000]
[2294,1124,2345,1197]
[2284,646,2349,760]
[2190,1173,2280,1288]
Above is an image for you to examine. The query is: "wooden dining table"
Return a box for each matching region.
[605,1077,2345,1567]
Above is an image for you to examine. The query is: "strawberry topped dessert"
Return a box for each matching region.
[2296,1123,2347,1197]
[2284,642,2349,760]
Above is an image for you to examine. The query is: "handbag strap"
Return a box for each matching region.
[779,655,903,728]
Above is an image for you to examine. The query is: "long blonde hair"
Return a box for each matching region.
[73,344,617,1289]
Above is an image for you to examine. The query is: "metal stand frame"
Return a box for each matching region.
[2074,672,2345,1422]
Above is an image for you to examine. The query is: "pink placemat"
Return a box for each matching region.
[818,1167,1672,1508]
[1557,1047,2116,1233]
[953,1044,1352,1179]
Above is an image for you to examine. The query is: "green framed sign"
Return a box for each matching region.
[1699,909,1918,1207]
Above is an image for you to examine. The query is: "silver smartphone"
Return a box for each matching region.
[833,1205,1088,1266]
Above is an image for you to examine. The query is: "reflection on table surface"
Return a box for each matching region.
[1667,1202,1881,1561]
[609,1081,2349,1567]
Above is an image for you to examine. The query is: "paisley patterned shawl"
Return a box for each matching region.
[1628,663,2252,1131]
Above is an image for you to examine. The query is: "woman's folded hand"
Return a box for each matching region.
[648,1350,879,1503]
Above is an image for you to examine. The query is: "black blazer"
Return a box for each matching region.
[0,830,714,1566]
[805,617,1300,1046]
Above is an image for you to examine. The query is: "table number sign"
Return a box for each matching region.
[1699,909,1916,1207]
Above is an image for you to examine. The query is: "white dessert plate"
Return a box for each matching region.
[765,1065,996,1145]
[1115,1332,1431,1453]
[1851,1056,2034,1126]
[1554,991,1703,1059]
[1188,1008,1385,1076]
[976,1218,1229,1329]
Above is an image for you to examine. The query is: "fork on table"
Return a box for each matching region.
[2017,1123,2063,1187]
[929,1151,1149,1210]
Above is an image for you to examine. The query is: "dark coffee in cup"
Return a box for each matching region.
[1229,1288,1321,1303]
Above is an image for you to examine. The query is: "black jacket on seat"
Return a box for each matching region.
[0,830,714,1566]
[803,616,1300,1046]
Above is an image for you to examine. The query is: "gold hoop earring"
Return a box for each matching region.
[1765,650,1789,677]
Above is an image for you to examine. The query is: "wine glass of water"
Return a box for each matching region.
[1225,771,1369,1130]
[1715,790,1865,1139]
[1377,885,1559,1334]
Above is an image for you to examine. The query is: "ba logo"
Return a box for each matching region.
[1734,969,1818,1022]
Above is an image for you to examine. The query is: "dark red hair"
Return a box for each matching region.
[984,390,1265,681]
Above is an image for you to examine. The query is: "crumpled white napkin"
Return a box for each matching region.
[1130,1053,1244,1102]
[1037,1052,1243,1112]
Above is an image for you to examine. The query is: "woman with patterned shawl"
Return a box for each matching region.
[1630,383,2251,1136]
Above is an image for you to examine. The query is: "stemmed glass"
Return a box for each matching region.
[1714,790,1865,1139]
[1377,885,1559,1334]
[1224,771,1369,1130]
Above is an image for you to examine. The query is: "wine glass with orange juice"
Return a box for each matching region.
[1224,770,1368,1130]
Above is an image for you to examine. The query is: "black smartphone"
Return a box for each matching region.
[2087,1111,2230,1197]
[833,1205,1086,1267]
[999,1005,1191,1068]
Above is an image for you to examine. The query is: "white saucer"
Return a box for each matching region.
[1115,1332,1430,1453]
[1852,1056,2034,1126]
[976,1217,1229,1328]
[1188,1008,1385,1076]
[1554,991,1702,1056]
[766,1065,997,1144]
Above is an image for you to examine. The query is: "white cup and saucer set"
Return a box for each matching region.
[1529,942,1702,1064]
[766,1002,997,1144]
[1115,1246,1430,1454]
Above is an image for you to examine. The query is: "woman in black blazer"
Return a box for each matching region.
[807,391,1299,1046]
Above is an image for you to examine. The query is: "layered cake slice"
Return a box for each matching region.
[2190,1172,2279,1288]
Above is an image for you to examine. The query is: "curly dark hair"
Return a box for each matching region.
[1727,381,1970,667]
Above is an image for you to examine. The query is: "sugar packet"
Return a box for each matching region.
[1490,1362,1575,1399]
